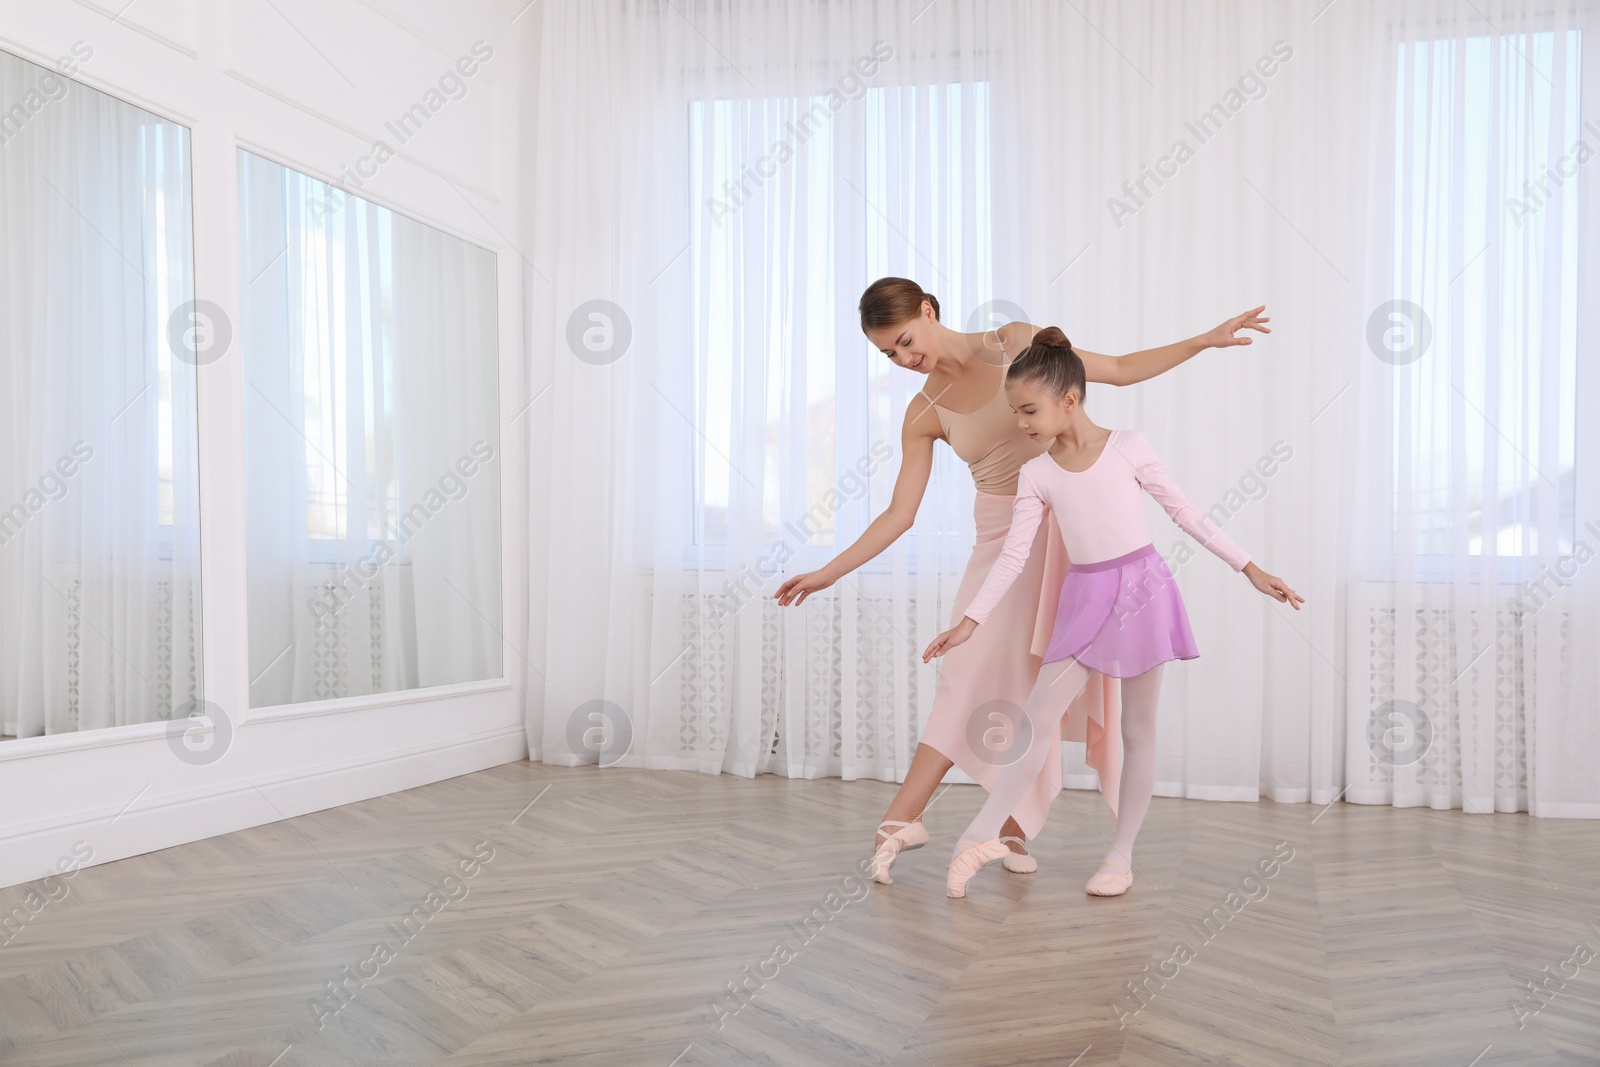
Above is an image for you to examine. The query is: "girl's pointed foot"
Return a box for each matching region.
[1085,861,1133,896]
[999,835,1037,874]
[946,838,1010,898]
[869,818,929,885]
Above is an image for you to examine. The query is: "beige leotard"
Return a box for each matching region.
[920,344,1045,496]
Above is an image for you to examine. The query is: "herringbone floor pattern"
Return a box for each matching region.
[1,761,1596,1065]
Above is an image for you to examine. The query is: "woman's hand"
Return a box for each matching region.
[923,617,979,662]
[1203,306,1271,349]
[1243,562,1304,609]
[775,569,836,607]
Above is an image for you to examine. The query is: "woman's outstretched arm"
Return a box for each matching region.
[1012,306,1271,387]
[775,395,940,606]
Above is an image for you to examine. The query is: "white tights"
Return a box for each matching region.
[952,659,1165,874]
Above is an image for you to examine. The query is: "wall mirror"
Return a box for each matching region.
[238,150,502,708]
[0,45,202,742]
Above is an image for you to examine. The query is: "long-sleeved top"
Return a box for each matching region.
[965,428,1251,624]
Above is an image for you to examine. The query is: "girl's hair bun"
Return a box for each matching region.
[1006,324,1087,405]
[1031,326,1072,350]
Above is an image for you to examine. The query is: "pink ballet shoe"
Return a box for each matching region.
[946,839,1010,898]
[1085,861,1133,896]
[999,835,1037,874]
[870,819,929,885]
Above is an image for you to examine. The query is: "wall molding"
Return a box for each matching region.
[0,679,514,761]
[231,134,504,253]
[243,678,513,726]
[350,0,505,89]
[68,0,200,59]
[219,63,502,205]
[0,723,528,890]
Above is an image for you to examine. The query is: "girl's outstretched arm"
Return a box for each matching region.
[1128,430,1253,571]
[1130,430,1304,609]
[775,393,938,606]
[1241,562,1304,608]
[1014,307,1271,387]
[924,463,1048,660]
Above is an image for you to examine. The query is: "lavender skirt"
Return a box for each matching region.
[1044,544,1199,677]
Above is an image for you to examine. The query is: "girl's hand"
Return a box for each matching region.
[923,617,978,662]
[775,569,835,606]
[1244,562,1304,609]
[1204,306,1271,349]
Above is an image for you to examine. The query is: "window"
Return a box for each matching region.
[688,81,993,564]
[1391,30,1582,561]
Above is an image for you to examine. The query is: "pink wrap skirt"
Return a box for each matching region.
[1044,543,1200,677]
[918,491,1124,837]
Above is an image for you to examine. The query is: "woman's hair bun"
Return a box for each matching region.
[858,277,940,329]
[1032,326,1072,350]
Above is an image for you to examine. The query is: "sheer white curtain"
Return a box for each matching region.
[1345,0,1600,817]
[984,0,1369,806]
[522,0,1599,817]
[525,0,1009,780]
[0,49,201,739]
[240,152,501,708]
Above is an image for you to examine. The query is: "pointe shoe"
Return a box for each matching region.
[999,835,1037,874]
[870,819,929,885]
[946,839,1010,898]
[1085,861,1133,896]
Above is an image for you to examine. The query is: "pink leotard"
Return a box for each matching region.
[965,429,1250,624]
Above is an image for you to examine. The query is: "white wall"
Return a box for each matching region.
[0,0,531,890]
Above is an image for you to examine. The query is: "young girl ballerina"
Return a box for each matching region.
[924,327,1303,899]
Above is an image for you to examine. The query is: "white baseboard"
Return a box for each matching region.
[1533,802,1600,819]
[0,725,528,891]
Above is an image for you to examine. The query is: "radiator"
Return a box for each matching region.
[1344,582,1570,811]
[671,590,924,777]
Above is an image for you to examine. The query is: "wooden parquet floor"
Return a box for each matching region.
[0,761,1596,1066]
